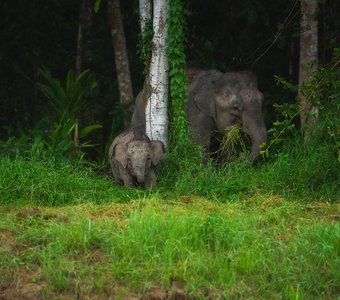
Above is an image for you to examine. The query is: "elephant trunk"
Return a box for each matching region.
[242,113,267,163]
[134,166,146,184]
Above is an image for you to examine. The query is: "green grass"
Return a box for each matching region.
[0,198,339,299]
[0,151,149,206]
[0,136,339,298]
[159,134,339,202]
[1,132,338,206]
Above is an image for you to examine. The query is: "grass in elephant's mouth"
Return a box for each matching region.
[217,123,248,160]
[1,197,339,299]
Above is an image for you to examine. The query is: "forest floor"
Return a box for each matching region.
[0,195,339,299]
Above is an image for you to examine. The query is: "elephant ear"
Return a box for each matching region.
[151,140,165,166]
[191,70,223,115]
[109,142,128,168]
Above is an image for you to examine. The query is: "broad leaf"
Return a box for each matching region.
[79,124,102,138]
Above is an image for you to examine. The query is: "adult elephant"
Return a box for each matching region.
[186,69,267,162]
[131,69,267,163]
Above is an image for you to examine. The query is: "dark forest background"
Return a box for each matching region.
[0,0,339,161]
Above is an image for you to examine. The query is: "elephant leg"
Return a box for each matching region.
[186,111,213,161]
[110,160,124,185]
[118,164,135,187]
[193,129,211,164]
[208,134,228,166]
[145,169,156,188]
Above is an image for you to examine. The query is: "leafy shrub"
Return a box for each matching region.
[262,48,340,160]
[37,67,102,157]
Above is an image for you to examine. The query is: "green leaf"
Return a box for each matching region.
[273,121,282,126]
[66,69,75,96]
[94,0,101,13]
[38,67,67,115]
[79,124,102,138]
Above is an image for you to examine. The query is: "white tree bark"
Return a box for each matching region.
[139,0,152,34]
[145,0,169,148]
[299,0,318,132]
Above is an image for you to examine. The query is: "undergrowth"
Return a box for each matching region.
[159,131,339,202]
[0,128,338,207]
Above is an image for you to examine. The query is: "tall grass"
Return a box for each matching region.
[159,133,339,202]
[0,130,338,207]
[0,143,148,206]
[261,138,339,200]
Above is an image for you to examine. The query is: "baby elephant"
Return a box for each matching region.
[109,127,164,188]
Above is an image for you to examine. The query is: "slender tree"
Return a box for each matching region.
[145,0,169,148]
[298,0,318,134]
[107,0,134,111]
[139,0,152,34]
[76,0,92,77]
[75,0,93,147]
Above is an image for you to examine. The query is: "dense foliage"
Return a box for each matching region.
[0,0,338,197]
[1,0,339,153]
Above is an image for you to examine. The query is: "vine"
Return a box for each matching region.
[168,0,188,148]
[137,19,153,75]
[137,0,189,148]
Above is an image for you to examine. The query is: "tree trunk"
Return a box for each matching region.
[107,0,134,110]
[145,0,169,148]
[75,0,94,76]
[74,0,91,147]
[299,0,318,134]
[76,0,86,77]
[139,0,152,34]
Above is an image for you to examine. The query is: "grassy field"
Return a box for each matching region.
[0,142,339,299]
[1,196,339,299]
